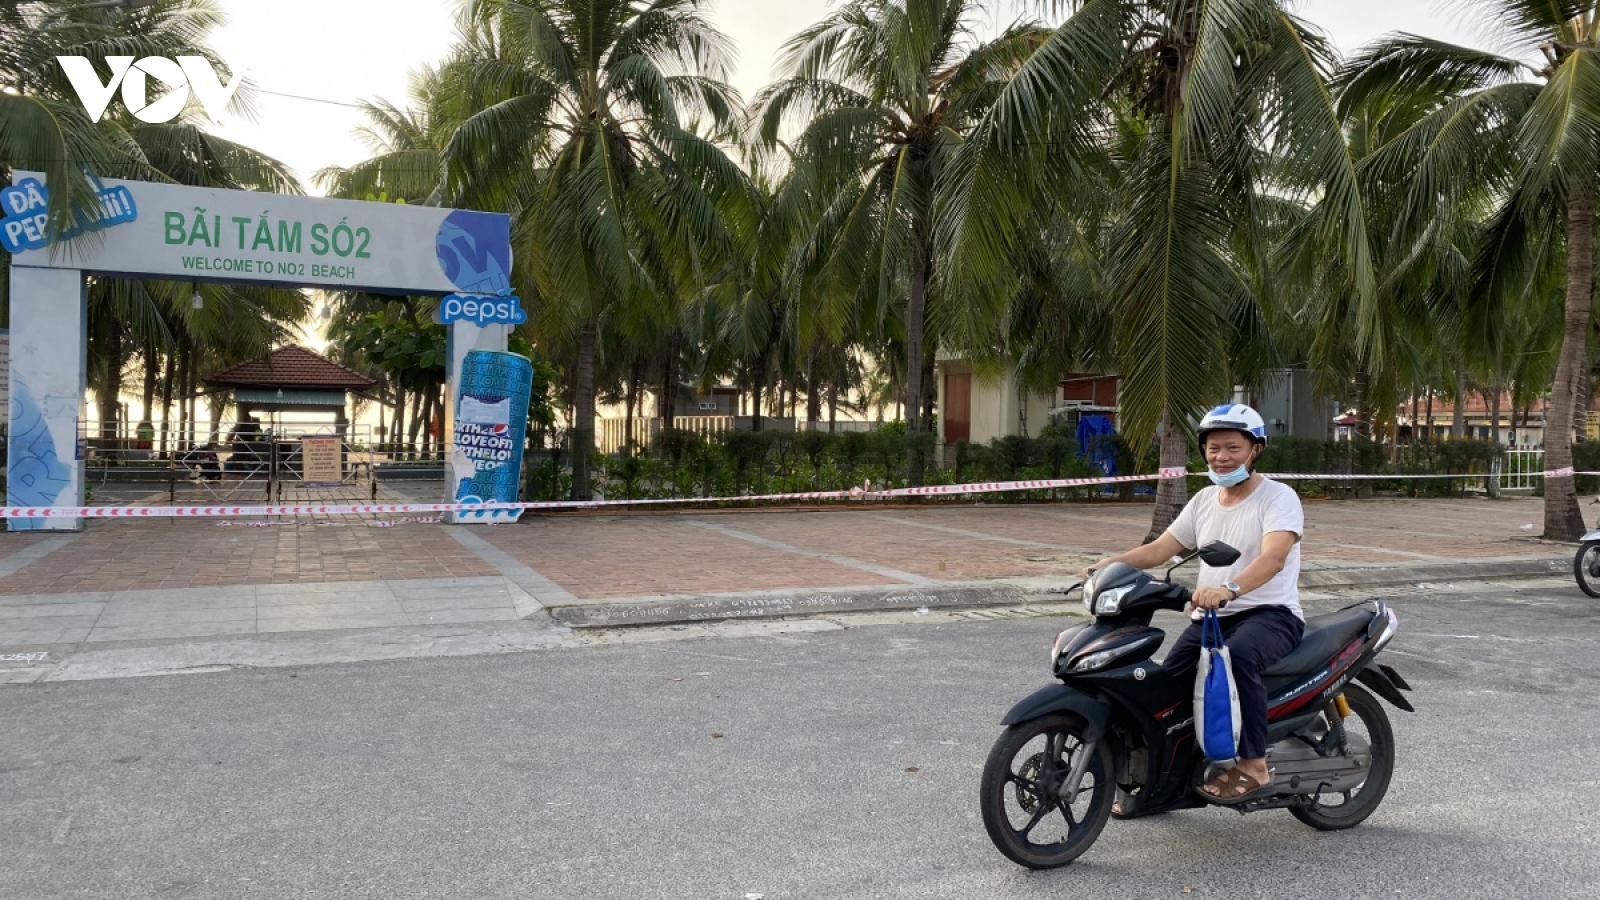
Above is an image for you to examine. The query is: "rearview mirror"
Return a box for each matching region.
[1197,541,1241,567]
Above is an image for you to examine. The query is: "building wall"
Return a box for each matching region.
[1239,369,1336,442]
[936,360,1053,447]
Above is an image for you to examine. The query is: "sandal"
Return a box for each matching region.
[1199,765,1242,797]
[1197,767,1275,806]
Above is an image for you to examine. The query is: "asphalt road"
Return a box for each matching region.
[2,579,1597,899]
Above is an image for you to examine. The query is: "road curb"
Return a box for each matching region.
[1298,555,1568,591]
[545,582,1034,628]
[546,554,1572,628]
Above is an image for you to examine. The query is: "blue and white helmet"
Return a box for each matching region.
[1198,403,1267,448]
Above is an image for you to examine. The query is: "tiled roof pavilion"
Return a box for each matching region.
[205,346,375,391]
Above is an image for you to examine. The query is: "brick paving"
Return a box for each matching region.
[0,519,494,595]
[477,514,898,599]
[0,496,1572,600]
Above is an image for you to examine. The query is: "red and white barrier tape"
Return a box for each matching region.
[5,466,1598,519]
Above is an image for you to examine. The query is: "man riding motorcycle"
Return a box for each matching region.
[1085,403,1304,805]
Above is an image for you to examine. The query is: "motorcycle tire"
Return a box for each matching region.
[979,712,1114,869]
[1290,684,1395,831]
[1575,542,1600,598]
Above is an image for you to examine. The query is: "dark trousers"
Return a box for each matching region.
[1164,606,1304,760]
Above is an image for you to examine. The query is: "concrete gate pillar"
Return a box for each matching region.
[6,266,88,531]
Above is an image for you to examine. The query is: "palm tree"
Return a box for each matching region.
[1338,5,1600,539]
[317,72,466,457]
[0,0,272,232]
[441,0,751,500]
[942,0,1374,538]
[315,66,456,206]
[754,0,1049,485]
[2,0,303,447]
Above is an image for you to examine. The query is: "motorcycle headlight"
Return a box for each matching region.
[1070,648,1124,673]
[1091,583,1135,616]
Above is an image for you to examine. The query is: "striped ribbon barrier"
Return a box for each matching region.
[4,466,1598,519]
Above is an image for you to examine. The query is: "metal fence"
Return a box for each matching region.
[82,420,377,503]
[596,415,889,453]
[1499,449,1543,493]
[597,416,735,454]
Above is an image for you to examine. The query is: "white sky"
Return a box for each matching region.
[199,0,1497,195]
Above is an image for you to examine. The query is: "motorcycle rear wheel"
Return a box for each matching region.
[979,712,1114,869]
[1289,684,1394,831]
[1574,542,1600,598]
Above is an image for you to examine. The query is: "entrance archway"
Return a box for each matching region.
[3,172,525,530]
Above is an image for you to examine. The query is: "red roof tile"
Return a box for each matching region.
[204,346,375,390]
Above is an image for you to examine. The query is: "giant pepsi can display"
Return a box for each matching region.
[450,349,534,522]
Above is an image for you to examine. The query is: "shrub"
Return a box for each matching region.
[836,431,870,475]
[991,435,1034,480]
[722,430,769,495]
[953,440,992,482]
[1034,434,1077,479]
[794,431,836,488]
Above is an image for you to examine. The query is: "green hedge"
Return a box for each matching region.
[522,428,1552,504]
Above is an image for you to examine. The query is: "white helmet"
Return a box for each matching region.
[1198,403,1267,449]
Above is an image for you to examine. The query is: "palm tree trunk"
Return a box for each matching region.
[571,319,597,501]
[1546,187,1593,540]
[805,349,821,425]
[905,248,928,486]
[159,347,175,457]
[141,337,157,438]
[1424,389,1434,442]
[1576,361,1592,444]
[100,313,121,452]
[625,358,640,454]
[1146,410,1190,543]
[1353,364,1371,442]
[1453,359,1466,438]
[177,343,192,451]
[208,395,223,445]
[392,385,406,457]
[661,329,680,432]
[407,391,425,455]
[828,377,839,433]
[751,357,765,432]
[1490,383,1502,446]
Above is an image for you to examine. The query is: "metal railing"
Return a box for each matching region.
[597,416,736,454]
[1498,449,1543,493]
[82,421,378,503]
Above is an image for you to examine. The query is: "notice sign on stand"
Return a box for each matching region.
[301,436,343,487]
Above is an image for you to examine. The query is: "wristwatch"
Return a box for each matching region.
[1223,582,1242,601]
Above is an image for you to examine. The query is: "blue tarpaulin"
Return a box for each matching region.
[1075,414,1117,476]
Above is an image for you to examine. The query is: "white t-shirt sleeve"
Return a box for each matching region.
[1262,482,1305,539]
[1164,490,1203,550]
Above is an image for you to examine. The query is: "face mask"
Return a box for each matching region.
[1207,465,1250,488]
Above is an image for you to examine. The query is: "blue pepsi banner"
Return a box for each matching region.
[449,350,534,523]
[0,177,137,253]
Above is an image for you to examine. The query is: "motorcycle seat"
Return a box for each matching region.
[1261,606,1374,679]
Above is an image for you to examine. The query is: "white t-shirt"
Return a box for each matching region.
[1165,478,1304,621]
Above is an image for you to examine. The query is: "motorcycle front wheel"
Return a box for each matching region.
[979,712,1114,869]
[1575,542,1600,598]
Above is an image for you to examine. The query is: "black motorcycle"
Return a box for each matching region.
[979,541,1414,869]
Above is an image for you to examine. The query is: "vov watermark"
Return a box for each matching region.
[57,55,245,124]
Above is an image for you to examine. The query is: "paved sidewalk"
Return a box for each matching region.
[0,495,1576,655]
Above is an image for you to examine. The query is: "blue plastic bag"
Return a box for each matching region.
[1193,610,1241,761]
